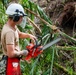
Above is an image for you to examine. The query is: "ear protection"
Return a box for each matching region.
[13,14,20,22]
[13,9,21,22]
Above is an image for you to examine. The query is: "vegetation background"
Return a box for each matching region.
[0,0,76,75]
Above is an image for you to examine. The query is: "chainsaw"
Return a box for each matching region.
[24,37,61,61]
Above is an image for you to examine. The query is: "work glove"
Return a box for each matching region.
[21,50,28,56]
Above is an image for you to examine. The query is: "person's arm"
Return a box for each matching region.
[6,44,21,58]
[6,44,28,58]
[18,29,37,42]
[6,31,28,58]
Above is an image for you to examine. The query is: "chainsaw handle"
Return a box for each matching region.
[29,35,42,48]
[30,39,38,46]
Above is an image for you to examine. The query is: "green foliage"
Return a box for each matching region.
[19,0,69,75]
[0,0,74,75]
[37,5,52,25]
[0,1,7,30]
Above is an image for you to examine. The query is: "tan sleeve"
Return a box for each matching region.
[6,31,15,44]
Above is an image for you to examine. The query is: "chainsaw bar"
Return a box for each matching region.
[42,37,61,50]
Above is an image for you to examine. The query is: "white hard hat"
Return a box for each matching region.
[6,3,27,16]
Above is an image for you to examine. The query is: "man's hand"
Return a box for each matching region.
[29,34,37,44]
[20,50,28,56]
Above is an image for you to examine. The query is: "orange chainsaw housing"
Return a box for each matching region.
[25,43,43,61]
[6,57,21,75]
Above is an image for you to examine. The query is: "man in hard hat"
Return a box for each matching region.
[1,3,36,75]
